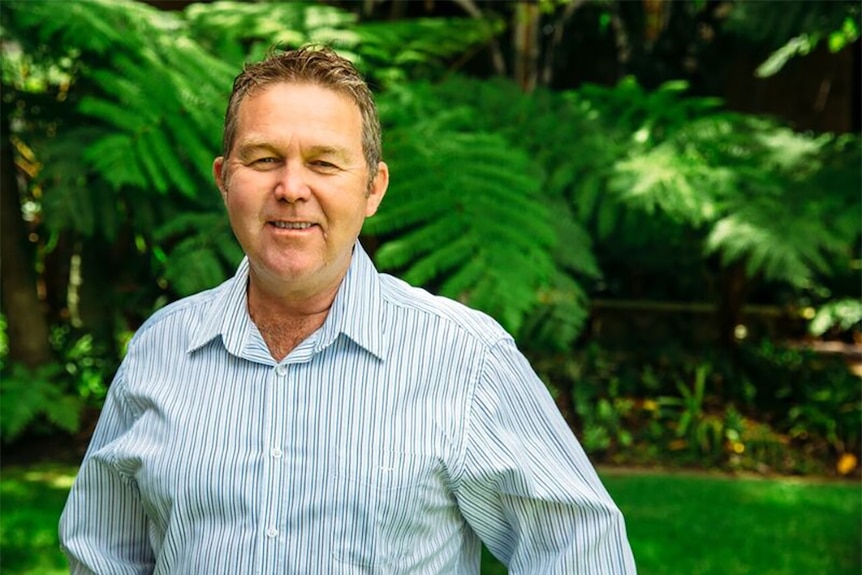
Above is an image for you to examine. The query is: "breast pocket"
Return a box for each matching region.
[330,450,438,569]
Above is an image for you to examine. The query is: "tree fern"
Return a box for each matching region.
[355,16,504,85]
[366,124,556,336]
[184,1,360,63]
[154,212,243,296]
[609,110,861,288]
[5,0,505,301]
[373,77,605,344]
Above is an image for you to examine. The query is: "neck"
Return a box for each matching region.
[247,276,342,362]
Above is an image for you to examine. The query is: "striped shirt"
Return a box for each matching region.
[59,242,636,574]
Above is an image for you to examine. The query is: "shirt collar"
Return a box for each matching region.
[187,241,385,361]
[315,242,385,361]
[187,257,254,357]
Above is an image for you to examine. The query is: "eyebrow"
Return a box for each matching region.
[303,144,353,164]
[234,140,278,159]
[234,141,352,162]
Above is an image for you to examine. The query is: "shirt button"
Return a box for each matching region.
[271,447,283,459]
[275,365,287,377]
[266,527,278,538]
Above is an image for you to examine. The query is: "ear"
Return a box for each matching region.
[213,156,228,202]
[364,161,389,217]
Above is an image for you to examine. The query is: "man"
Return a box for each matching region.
[59,46,636,574]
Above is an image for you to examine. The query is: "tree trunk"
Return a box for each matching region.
[450,0,507,77]
[539,0,587,88]
[0,94,53,368]
[513,1,541,92]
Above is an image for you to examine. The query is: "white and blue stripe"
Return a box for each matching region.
[59,241,636,574]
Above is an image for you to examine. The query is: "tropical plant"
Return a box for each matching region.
[0,0,508,441]
[369,77,605,342]
[723,0,861,77]
[0,0,502,353]
[3,0,859,453]
[657,364,726,459]
[573,77,862,346]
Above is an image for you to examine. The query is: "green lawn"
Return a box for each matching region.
[605,469,861,575]
[2,464,859,575]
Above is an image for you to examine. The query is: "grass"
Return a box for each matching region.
[604,469,862,575]
[1,464,75,575]
[2,464,860,575]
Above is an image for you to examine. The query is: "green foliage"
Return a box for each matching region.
[657,364,725,460]
[154,212,244,295]
[0,317,114,444]
[538,340,860,475]
[5,0,231,197]
[355,17,505,86]
[368,124,554,334]
[723,0,861,77]
[184,1,361,65]
[0,363,82,443]
[183,1,502,87]
[581,77,862,292]
[572,377,635,455]
[809,299,862,337]
[371,77,603,345]
[744,340,861,457]
[3,0,503,289]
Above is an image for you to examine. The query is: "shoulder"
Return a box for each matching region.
[128,284,223,349]
[377,272,512,347]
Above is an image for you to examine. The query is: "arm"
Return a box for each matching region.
[59,362,155,574]
[453,338,637,574]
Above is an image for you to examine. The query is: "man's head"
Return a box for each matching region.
[221,46,383,187]
[212,46,388,303]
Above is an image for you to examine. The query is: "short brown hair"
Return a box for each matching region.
[221,45,382,179]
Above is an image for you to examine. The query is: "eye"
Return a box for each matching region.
[310,160,339,172]
[248,157,281,170]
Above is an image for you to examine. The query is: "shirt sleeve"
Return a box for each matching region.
[452,337,637,574]
[59,361,155,575]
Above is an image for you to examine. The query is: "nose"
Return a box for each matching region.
[274,162,311,203]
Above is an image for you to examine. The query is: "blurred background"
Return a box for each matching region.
[1,1,860,574]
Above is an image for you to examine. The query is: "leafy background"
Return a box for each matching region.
[1,0,860,479]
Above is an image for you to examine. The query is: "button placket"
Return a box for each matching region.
[262,362,288,549]
[271,364,287,460]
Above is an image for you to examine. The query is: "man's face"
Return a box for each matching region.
[213,82,387,298]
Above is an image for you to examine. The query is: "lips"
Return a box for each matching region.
[269,221,315,230]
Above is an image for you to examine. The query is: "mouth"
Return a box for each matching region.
[269,221,316,230]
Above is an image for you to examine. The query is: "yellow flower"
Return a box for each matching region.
[836,453,858,476]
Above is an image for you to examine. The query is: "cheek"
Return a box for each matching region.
[225,194,261,232]
[224,180,260,211]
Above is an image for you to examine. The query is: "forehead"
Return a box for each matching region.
[236,82,361,131]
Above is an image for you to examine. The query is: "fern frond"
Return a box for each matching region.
[705,200,839,287]
[609,143,721,226]
[519,271,590,352]
[185,1,355,57]
[368,126,555,335]
[78,96,147,132]
[809,299,862,337]
[83,134,148,191]
[156,212,242,296]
